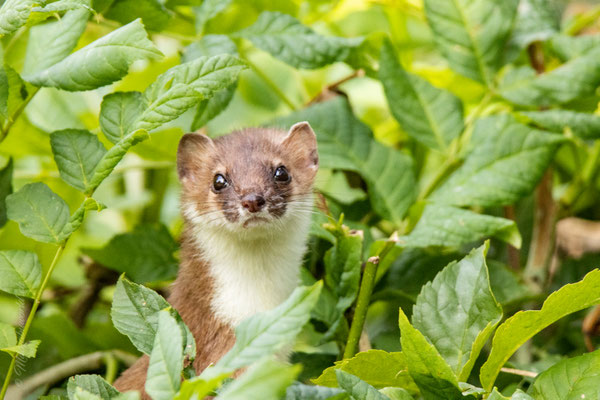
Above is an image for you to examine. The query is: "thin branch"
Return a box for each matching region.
[500,367,538,379]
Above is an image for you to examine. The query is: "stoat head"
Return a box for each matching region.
[177,122,318,237]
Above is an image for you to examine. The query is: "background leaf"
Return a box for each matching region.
[0,0,36,37]
[335,370,389,400]
[521,110,600,140]
[0,250,41,298]
[0,157,13,227]
[67,375,120,400]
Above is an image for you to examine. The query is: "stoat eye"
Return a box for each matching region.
[213,174,228,191]
[273,166,290,183]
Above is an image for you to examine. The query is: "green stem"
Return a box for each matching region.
[418,155,460,201]
[238,49,298,110]
[343,256,379,359]
[1,244,66,400]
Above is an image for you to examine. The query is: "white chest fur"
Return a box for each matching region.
[186,203,312,327]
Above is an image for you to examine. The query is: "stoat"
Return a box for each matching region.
[113,122,319,397]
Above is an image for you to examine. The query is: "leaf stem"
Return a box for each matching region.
[1,243,66,400]
[0,87,40,144]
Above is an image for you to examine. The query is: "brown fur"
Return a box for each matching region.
[113,124,317,398]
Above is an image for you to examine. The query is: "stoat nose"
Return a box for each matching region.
[241,194,266,213]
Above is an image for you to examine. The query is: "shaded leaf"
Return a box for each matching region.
[412,243,503,381]
[431,115,565,207]
[0,250,41,298]
[521,110,600,140]
[424,0,518,85]
[285,383,346,400]
[27,19,163,91]
[480,269,600,391]
[398,204,521,249]
[0,64,30,124]
[0,158,13,227]
[237,11,362,69]
[67,375,120,400]
[380,40,463,150]
[510,0,559,48]
[105,0,170,31]
[50,129,107,192]
[6,182,71,243]
[1,339,40,357]
[182,35,238,63]
[335,370,389,400]
[99,92,145,144]
[551,34,600,61]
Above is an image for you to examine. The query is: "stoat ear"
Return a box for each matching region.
[177,133,215,182]
[282,121,319,173]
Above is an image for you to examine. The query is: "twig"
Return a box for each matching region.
[500,367,538,379]
[583,305,600,352]
[308,69,365,105]
[504,206,521,270]
[5,350,137,399]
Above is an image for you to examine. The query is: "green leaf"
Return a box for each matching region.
[316,170,367,205]
[27,19,163,91]
[237,11,362,69]
[145,310,184,400]
[99,92,145,144]
[480,269,600,391]
[1,339,40,357]
[62,197,105,238]
[285,383,346,400]
[67,375,120,400]
[22,8,90,76]
[6,182,71,243]
[194,0,232,34]
[430,115,565,207]
[191,83,237,130]
[550,34,600,61]
[273,98,416,224]
[335,370,389,400]
[529,350,600,399]
[86,129,150,195]
[379,40,463,150]
[398,308,465,400]
[50,129,107,192]
[0,250,41,298]
[182,35,238,63]
[0,64,30,124]
[0,158,13,227]
[216,359,301,400]
[0,0,36,37]
[412,243,503,381]
[314,350,416,392]
[324,224,362,313]
[499,49,600,107]
[83,224,178,283]
[0,322,16,348]
[174,372,230,400]
[136,54,247,131]
[104,0,170,31]
[215,282,322,371]
[521,110,600,140]
[398,204,521,249]
[424,0,518,85]
[111,276,170,355]
[510,0,559,49]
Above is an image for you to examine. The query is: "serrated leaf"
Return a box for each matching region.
[0,0,36,37]
[145,311,183,400]
[551,34,600,61]
[398,204,521,249]
[335,370,389,400]
[67,375,120,400]
[285,383,346,400]
[111,276,170,355]
[424,0,518,85]
[0,322,16,348]
[430,114,565,207]
[273,98,416,224]
[0,250,41,298]
[86,129,150,194]
[510,0,559,49]
[0,158,13,227]
[215,282,322,371]
[379,40,463,150]
[194,0,232,34]
[398,308,465,400]
[83,223,178,283]
[237,11,362,69]
[521,110,600,140]
[528,350,600,399]
[1,339,40,357]
[324,225,362,313]
[136,54,246,131]
[6,182,70,243]
[27,19,163,91]
[50,129,107,192]
[412,243,502,381]
[22,8,90,76]
[499,49,600,106]
[480,269,600,391]
[313,350,416,392]
[216,359,301,400]
[99,92,145,144]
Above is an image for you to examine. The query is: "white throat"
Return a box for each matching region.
[185,199,313,327]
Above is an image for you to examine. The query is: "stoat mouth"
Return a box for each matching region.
[242,216,269,228]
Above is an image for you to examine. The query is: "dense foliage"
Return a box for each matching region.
[1,0,600,399]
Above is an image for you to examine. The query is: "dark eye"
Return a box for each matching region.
[273,166,290,183]
[213,174,229,191]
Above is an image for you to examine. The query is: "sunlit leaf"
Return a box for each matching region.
[285,383,345,400]
[510,0,559,49]
[194,0,232,34]
[67,375,120,400]
[335,370,389,400]
[99,91,145,144]
[0,0,36,37]
[1,339,40,357]
[104,0,170,31]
